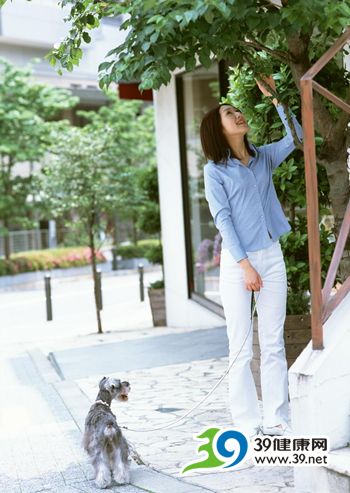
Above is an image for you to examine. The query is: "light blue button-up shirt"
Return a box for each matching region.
[203,104,303,263]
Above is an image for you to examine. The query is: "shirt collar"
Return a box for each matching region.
[227,143,256,166]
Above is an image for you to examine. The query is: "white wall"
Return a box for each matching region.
[289,292,350,492]
[153,75,224,328]
[0,0,126,89]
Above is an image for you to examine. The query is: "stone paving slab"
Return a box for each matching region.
[74,355,294,492]
[50,326,228,380]
[0,346,215,493]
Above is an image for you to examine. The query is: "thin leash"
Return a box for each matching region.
[120,291,260,433]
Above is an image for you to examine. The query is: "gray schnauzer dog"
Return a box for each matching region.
[83,376,131,489]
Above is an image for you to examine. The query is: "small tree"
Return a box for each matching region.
[0,58,77,259]
[41,94,157,333]
[77,97,156,245]
[41,124,125,333]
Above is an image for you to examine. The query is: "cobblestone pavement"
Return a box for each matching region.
[77,355,294,492]
[0,271,295,493]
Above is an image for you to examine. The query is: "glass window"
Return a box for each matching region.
[177,64,223,306]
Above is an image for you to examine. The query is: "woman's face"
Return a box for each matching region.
[219,105,249,138]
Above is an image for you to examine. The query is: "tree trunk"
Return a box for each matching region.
[132,214,138,245]
[3,166,11,260]
[88,224,103,334]
[112,212,118,246]
[323,152,350,282]
[3,218,10,260]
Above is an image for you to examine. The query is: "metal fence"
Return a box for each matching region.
[0,230,49,257]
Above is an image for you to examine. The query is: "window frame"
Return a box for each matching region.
[175,60,229,317]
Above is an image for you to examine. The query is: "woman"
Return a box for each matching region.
[200,76,303,438]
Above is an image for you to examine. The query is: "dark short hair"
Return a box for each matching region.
[200,104,255,165]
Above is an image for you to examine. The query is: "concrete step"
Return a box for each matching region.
[326,446,350,477]
[318,446,350,493]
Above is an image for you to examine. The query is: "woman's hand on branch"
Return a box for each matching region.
[255,75,278,105]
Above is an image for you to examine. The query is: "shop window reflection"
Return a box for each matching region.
[180,64,222,305]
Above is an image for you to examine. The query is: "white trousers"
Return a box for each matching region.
[219,240,289,432]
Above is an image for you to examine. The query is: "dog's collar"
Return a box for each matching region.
[94,399,110,407]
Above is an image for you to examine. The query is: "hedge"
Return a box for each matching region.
[115,239,161,260]
[0,247,106,276]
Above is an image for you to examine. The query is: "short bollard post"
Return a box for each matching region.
[44,273,53,321]
[111,246,118,271]
[138,263,144,302]
[96,269,103,311]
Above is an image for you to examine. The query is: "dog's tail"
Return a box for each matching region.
[104,422,118,440]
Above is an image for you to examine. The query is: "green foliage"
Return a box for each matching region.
[226,63,334,314]
[40,94,156,237]
[38,92,157,333]
[75,97,156,232]
[136,165,161,235]
[0,58,78,258]
[149,279,164,289]
[46,0,349,304]
[144,243,163,265]
[280,215,337,315]
[49,0,350,93]
[0,246,105,276]
[226,63,331,218]
[114,239,160,259]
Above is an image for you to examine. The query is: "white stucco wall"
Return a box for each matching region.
[0,0,126,89]
[289,292,350,492]
[153,75,224,328]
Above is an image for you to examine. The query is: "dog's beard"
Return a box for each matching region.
[117,393,128,402]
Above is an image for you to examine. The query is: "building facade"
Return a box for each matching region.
[154,63,230,327]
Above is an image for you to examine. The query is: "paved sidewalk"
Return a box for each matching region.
[0,343,214,493]
[0,271,295,492]
[43,327,294,493]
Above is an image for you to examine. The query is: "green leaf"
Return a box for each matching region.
[82,32,91,43]
[99,61,113,71]
[86,14,95,26]
[204,11,214,23]
[150,31,159,43]
[199,50,211,68]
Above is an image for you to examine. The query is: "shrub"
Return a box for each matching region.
[149,279,164,289]
[280,215,337,315]
[0,247,106,276]
[144,243,163,265]
[115,239,160,259]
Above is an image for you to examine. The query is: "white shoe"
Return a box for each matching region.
[262,423,292,436]
[243,426,261,440]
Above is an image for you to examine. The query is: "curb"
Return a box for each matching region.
[29,348,215,493]
[0,263,161,290]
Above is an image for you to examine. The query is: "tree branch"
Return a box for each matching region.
[286,32,336,140]
[243,52,303,150]
[329,85,350,144]
[240,38,291,63]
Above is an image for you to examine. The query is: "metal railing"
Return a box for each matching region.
[0,229,49,256]
[300,26,350,349]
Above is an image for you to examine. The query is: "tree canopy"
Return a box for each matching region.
[0,58,78,258]
[50,0,349,93]
[47,0,350,277]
